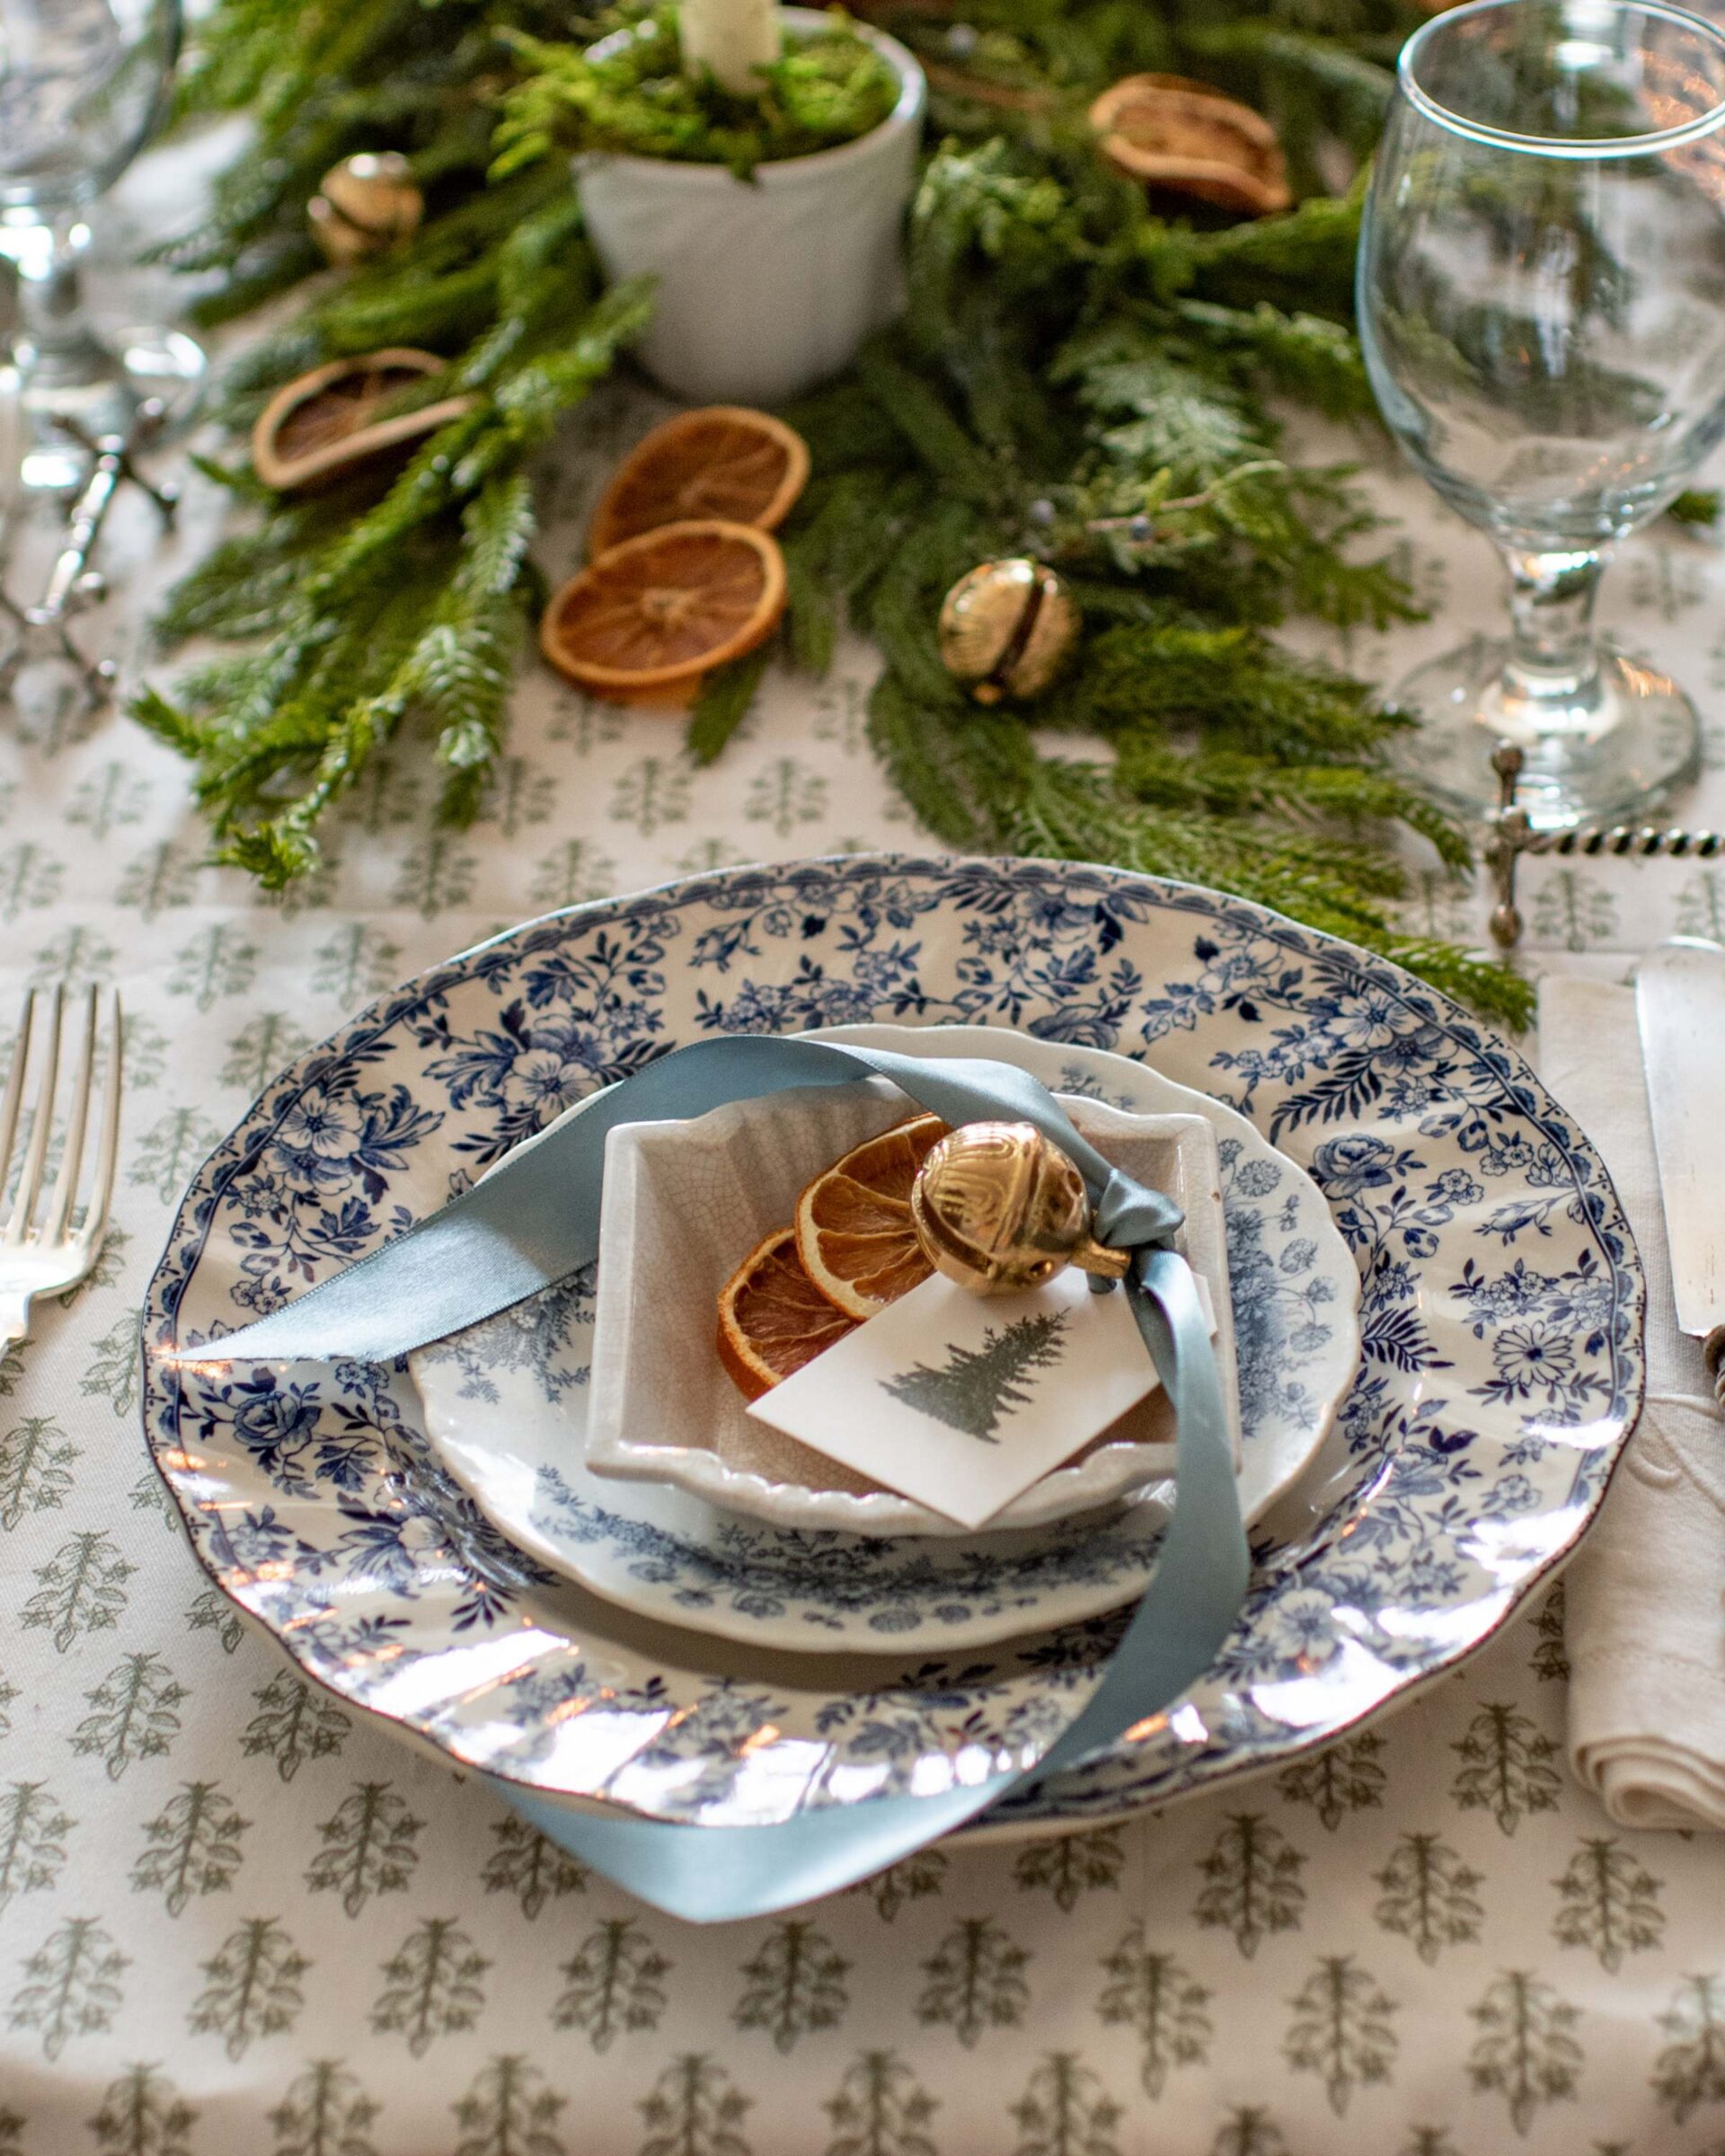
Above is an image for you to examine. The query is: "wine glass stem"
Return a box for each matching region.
[1500,544,1606,706]
[10,216,114,392]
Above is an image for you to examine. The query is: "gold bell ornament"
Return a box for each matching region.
[309,153,424,267]
[909,1120,1131,1296]
[937,558,1078,705]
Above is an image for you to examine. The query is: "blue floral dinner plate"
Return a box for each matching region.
[404,1029,1359,1651]
[142,857,1644,1839]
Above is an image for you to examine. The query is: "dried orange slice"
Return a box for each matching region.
[539,519,787,706]
[795,1114,950,1321]
[251,349,473,493]
[717,1227,859,1401]
[1090,74,1292,216]
[588,407,809,558]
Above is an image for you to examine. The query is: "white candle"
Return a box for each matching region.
[680,0,781,96]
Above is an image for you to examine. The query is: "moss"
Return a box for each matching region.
[495,6,901,180]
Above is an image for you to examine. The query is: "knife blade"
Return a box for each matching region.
[1634,937,1725,1398]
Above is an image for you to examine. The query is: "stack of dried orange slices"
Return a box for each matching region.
[717,1114,950,1399]
[541,406,809,707]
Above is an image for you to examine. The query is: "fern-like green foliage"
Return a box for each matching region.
[495,6,900,179]
[145,0,1528,1022]
[137,192,651,883]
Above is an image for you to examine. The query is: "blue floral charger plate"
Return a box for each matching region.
[405,1025,1360,1651]
[142,856,1644,1840]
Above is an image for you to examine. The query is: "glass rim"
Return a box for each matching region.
[1399,0,1725,159]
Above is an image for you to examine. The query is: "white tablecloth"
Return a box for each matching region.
[3,141,1724,2154]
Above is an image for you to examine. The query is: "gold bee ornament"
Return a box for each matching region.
[937,559,1078,704]
[910,1121,1131,1295]
[309,153,424,266]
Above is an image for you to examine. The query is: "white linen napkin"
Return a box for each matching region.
[1540,974,1725,1831]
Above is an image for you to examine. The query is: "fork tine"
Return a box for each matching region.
[76,990,121,1257]
[4,984,61,1245]
[0,989,35,1204]
[44,985,98,1244]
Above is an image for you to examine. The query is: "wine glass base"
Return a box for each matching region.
[1387,635,1701,832]
[16,323,206,492]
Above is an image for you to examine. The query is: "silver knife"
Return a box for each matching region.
[1634,937,1725,1404]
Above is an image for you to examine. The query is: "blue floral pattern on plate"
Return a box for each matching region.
[404,1027,1358,1649]
[141,857,1643,1834]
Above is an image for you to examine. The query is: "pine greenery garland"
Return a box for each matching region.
[139,0,1533,1024]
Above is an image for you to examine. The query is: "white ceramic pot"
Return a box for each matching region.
[576,8,925,404]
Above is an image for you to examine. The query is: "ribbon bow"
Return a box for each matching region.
[168,1034,1249,1921]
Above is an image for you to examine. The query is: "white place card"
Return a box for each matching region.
[747,1266,1215,1529]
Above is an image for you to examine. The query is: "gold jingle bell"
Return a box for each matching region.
[938,558,1078,705]
[909,1120,1131,1296]
[309,152,424,267]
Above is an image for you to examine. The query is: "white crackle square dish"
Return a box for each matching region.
[584,1081,1240,1535]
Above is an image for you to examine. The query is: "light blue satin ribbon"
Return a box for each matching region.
[186,1037,1250,1922]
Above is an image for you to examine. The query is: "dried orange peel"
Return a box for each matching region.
[588,406,810,557]
[251,349,473,494]
[793,1113,951,1321]
[716,1227,859,1401]
[540,518,787,706]
[1090,74,1292,216]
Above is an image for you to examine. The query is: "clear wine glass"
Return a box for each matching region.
[1358,0,1725,828]
[0,0,205,492]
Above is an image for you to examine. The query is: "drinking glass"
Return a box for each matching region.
[1358,0,1725,827]
[0,0,204,491]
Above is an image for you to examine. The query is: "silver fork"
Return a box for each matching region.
[0,985,122,1344]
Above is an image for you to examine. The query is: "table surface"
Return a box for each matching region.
[3,139,1723,2156]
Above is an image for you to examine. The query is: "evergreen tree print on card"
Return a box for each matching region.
[1465,1969,1582,2133]
[1651,1974,1725,2123]
[305,1782,424,1917]
[1006,2054,1123,2156]
[553,1917,669,2050]
[269,2058,381,2156]
[452,2057,567,2156]
[132,1780,251,1916]
[1193,1815,1306,1957]
[1013,1828,1125,1910]
[0,1779,75,1908]
[482,1816,588,1920]
[1372,1832,1484,1965]
[372,1917,490,2055]
[1096,1922,1211,2098]
[87,2062,197,2156]
[1283,1955,1399,2115]
[917,1917,1031,2046]
[69,1654,186,1780]
[241,1672,350,1781]
[822,2051,938,2156]
[1450,1703,1562,1835]
[882,1312,1069,1442]
[733,1919,849,2053]
[9,1914,128,2058]
[1552,1838,1665,1971]
[190,1917,308,2060]
[638,2055,752,2156]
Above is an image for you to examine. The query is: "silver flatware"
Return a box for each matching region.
[1634,937,1725,1404]
[0,985,122,1344]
